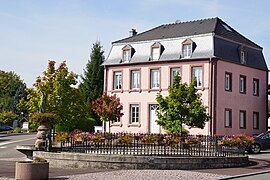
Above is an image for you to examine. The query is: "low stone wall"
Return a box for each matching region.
[34,151,249,170]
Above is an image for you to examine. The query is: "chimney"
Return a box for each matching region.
[129,28,137,37]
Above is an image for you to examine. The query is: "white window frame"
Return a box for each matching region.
[225,109,232,128]
[192,67,202,88]
[130,104,139,124]
[151,47,160,61]
[114,72,122,90]
[170,68,180,85]
[240,50,246,64]
[253,112,259,129]
[239,111,246,129]
[240,76,246,93]
[151,69,160,89]
[253,79,259,96]
[183,44,192,58]
[131,70,140,89]
[225,73,232,91]
[123,50,131,62]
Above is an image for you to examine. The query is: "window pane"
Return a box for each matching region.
[192,67,202,87]
[240,76,246,93]
[240,111,245,128]
[225,73,231,91]
[225,110,231,127]
[183,44,191,57]
[152,48,160,60]
[151,69,160,88]
[170,68,180,85]
[131,71,140,89]
[253,113,259,129]
[253,79,259,95]
[131,105,139,123]
[123,50,131,62]
[114,72,122,90]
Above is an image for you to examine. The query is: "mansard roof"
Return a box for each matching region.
[114,17,261,49]
[104,17,267,71]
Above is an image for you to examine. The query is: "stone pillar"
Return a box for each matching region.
[35,124,48,150]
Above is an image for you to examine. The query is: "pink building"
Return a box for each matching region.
[103,18,268,136]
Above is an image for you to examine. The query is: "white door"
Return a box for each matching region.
[149,104,160,133]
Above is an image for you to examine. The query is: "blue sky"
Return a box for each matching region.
[0,0,270,87]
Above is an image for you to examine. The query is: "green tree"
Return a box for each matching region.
[0,70,26,113]
[80,41,104,105]
[0,112,19,125]
[19,60,94,132]
[92,93,123,132]
[156,75,209,134]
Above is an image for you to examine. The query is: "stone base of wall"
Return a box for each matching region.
[33,151,249,170]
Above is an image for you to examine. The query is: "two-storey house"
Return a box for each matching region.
[103,17,268,136]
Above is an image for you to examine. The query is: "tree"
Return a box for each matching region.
[156,74,209,134]
[18,60,94,132]
[80,41,105,105]
[92,93,123,132]
[0,112,19,125]
[0,70,26,113]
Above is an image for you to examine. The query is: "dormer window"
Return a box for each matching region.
[152,47,160,60]
[123,50,131,62]
[239,46,247,64]
[240,50,246,64]
[122,44,134,63]
[182,39,194,58]
[183,44,192,57]
[150,42,163,61]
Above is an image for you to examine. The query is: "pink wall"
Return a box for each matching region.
[215,60,267,136]
[105,60,211,134]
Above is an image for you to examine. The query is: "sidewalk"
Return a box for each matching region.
[0,158,270,179]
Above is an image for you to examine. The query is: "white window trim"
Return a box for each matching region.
[253,79,259,96]
[151,69,160,89]
[183,44,192,58]
[225,73,232,91]
[131,70,140,89]
[192,66,203,88]
[253,112,259,129]
[114,72,122,90]
[123,50,131,63]
[130,104,139,124]
[151,47,160,61]
[239,111,246,129]
[170,68,180,85]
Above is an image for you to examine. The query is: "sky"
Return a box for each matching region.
[1,0,270,87]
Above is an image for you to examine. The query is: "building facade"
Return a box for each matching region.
[103,18,268,136]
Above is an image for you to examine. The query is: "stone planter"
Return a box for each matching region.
[15,161,49,180]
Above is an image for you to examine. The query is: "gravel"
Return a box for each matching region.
[54,170,229,180]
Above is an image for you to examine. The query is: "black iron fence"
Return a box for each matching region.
[47,133,246,157]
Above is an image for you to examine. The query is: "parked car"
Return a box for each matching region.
[0,125,14,132]
[247,131,270,154]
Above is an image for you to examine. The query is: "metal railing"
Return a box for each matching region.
[47,133,245,157]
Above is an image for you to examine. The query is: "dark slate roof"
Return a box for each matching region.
[113,17,262,49]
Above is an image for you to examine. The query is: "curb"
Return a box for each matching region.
[219,170,270,179]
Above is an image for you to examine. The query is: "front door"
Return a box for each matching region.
[149,104,160,133]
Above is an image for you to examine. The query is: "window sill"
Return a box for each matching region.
[148,88,161,92]
[225,126,232,128]
[225,89,232,92]
[110,123,122,127]
[111,89,123,93]
[128,123,141,127]
[129,89,142,93]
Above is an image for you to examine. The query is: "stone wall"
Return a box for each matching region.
[34,151,249,170]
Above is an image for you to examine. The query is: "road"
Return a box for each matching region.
[0,133,36,161]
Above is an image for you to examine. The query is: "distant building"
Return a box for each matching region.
[103,17,268,136]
